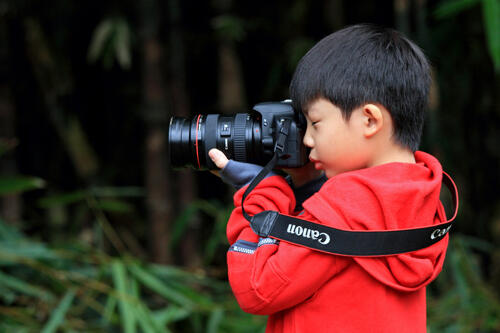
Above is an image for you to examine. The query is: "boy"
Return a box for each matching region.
[209,24,451,332]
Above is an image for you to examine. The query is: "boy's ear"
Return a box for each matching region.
[361,104,384,138]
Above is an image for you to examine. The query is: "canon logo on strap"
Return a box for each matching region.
[286,224,331,245]
[430,225,452,240]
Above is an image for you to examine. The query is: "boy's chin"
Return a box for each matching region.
[324,166,361,178]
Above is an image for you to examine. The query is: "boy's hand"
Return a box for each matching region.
[208,148,229,177]
[209,147,322,186]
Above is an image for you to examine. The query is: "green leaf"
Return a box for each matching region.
[152,306,190,326]
[128,264,194,308]
[102,294,117,323]
[206,307,224,333]
[37,191,87,208]
[88,17,132,70]
[88,19,114,63]
[41,289,76,333]
[96,199,134,213]
[114,18,131,70]
[482,0,500,71]
[434,0,480,18]
[0,241,59,264]
[132,302,163,333]
[165,279,215,309]
[0,283,17,304]
[111,260,136,333]
[170,204,198,250]
[91,186,145,198]
[0,270,54,301]
[0,218,24,241]
[212,15,246,42]
[0,176,45,195]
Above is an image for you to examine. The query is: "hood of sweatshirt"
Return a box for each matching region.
[302,151,450,292]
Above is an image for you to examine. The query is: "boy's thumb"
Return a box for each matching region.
[209,149,229,169]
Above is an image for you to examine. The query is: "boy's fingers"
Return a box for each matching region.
[208,148,229,169]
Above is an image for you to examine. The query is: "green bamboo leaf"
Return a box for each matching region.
[41,289,76,333]
[165,276,215,308]
[0,323,34,333]
[0,283,17,304]
[65,115,99,177]
[0,270,54,301]
[0,176,45,195]
[97,199,134,213]
[0,241,59,263]
[103,294,117,323]
[133,302,164,333]
[212,15,246,42]
[88,19,114,63]
[111,260,136,333]
[91,186,145,198]
[114,19,131,70]
[450,240,470,305]
[170,205,198,250]
[152,306,190,326]
[0,218,24,241]
[434,0,480,18]
[206,307,224,333]
[170,200,224,250]
[482,0,500,71]
[128,264,194,308]
[37,190,87,208]
[126,275,165,333]
[149,264,228,290]
[204,208,231,264]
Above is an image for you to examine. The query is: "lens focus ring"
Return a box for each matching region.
[233,114,247,162]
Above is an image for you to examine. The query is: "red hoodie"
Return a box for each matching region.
[226,151,450,332]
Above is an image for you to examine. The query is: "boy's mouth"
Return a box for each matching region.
[309,157,323,170]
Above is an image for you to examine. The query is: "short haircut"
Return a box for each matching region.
[289,24,431,152]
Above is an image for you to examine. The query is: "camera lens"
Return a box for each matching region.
[168,113,262,170]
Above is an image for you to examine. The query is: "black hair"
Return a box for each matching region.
[289,24,431,152]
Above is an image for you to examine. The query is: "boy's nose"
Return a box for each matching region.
[303,130,314,148]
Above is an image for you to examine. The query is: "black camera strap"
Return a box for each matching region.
[240,120,459,257]
[241,118,291,222]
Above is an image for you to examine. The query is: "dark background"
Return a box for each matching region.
[1,0,499,331]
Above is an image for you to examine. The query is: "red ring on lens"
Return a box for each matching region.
[195,114,202,169]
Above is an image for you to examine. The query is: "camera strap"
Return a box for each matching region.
[240,120,459,256]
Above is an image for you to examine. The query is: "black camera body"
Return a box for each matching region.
[168,100,309,170]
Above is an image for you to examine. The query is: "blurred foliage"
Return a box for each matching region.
[428,236,500,331]
[169,200,232,265]
[0,176,45,196]
[88,17,132,70]
[434,0,500,70]
[0,216,266,332]
[0,199,499,331]
[212,15,247,42]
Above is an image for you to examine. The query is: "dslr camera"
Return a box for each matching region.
[168,100,309,170]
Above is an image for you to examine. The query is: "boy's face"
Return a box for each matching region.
[302,98,370,178]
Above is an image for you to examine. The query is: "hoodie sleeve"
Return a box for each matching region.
[226,175,348,315]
